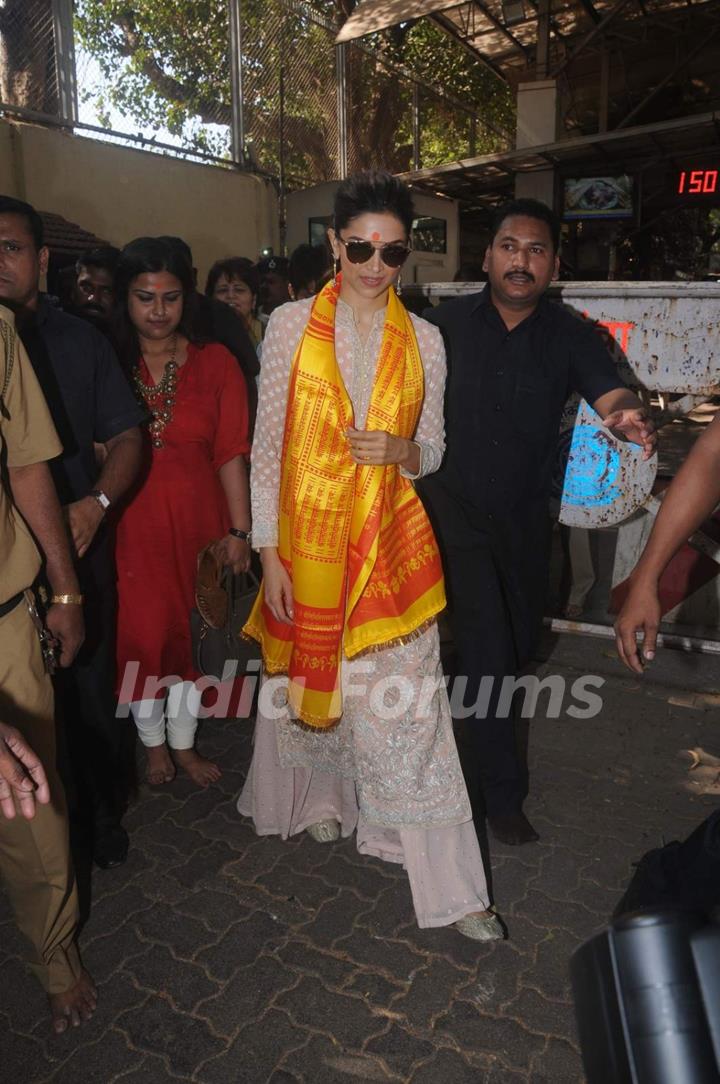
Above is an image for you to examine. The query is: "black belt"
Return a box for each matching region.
[0,591,24,620]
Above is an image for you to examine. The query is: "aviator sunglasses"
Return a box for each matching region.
[337,236,411,269]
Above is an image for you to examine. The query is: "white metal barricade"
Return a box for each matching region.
[404,281,720,645]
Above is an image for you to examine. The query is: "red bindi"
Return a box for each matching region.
[371,231,381,241]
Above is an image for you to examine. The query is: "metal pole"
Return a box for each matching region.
[336,42,348,179]
[551,0,634,79]
[278,62,286,252]
[52,0,78,124]
[228,0,246,167]
[536,0,551,81]
[617,28,720,130]
[473,0,529,59]
[412,83,420,173]
[546,618,720,656]
[598,46,609,132]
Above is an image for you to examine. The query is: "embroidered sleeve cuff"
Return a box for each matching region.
[252,529,279,551]
[400,440,441,480]
[398,440,421,481]
[250,487,279,549]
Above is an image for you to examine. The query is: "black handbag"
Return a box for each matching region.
[190,543,261,679]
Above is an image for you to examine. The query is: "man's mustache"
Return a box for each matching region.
[505,270,535,282]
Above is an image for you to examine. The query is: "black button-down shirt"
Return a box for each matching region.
[21,297,146,587]
[423,285,623,663]
[425,284,621,525]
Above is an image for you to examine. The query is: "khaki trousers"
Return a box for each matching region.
[0,594,81,994]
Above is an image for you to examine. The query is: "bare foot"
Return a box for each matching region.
[145,743,176,785]
[173,748,221,787]
[48,969,97,1034]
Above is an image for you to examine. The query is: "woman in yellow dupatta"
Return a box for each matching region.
[238,171,502,942]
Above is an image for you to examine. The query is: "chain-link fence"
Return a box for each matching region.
[241,1,341,186]
[73,0,234,163]
[344,42,412,175]
[0,0,65,120]
[419,86,474,170]
[0,0,510,184]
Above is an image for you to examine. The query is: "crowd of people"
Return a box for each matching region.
[0,173,666,1036]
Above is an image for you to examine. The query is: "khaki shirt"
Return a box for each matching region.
[0,303,62,603]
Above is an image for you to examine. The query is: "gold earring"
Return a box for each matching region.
[333,257,341,286]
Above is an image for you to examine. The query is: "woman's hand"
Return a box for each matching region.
[260,548,294,624]
[346,428,419,470]
[215,534,251,575]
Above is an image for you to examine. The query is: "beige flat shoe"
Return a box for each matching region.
[454,912,505,942]
[306,819,340,843]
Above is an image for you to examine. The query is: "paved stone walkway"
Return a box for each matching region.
[2,634,718,1083]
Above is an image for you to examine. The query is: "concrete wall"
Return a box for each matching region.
[515,80,558,149]
[286,181,460,283]
[514,80,558,208]
[285,180,338,254]
[0,123,19,194]
[0,119,279,286]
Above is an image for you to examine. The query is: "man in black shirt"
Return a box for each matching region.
[0,196,145,869]
[68,246,120,333]
[424,199,656,845]
[257,254,291,319]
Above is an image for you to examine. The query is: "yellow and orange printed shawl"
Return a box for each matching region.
[243,276,446,727]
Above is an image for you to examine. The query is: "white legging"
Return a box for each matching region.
[131,681,202,751]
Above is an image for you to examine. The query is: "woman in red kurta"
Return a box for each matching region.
[114,237,251,786]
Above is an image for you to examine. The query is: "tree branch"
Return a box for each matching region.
[115,13,232,126]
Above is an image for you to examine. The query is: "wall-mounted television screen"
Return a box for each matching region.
[563,176,633,220]
[412,216,447,254]
[309,216,332,246]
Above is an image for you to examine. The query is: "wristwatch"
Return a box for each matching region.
[229,528,251,542]
[90,489,111,513]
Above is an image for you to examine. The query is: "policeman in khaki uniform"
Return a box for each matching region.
[0,303,96,1033]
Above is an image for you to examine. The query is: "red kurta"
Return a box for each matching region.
[116,342,250,700]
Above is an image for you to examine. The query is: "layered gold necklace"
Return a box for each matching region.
[133,334,179,449]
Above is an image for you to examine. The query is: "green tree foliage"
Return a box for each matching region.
[75,0,233,156]
[74,0,513,183]
[379,17,515,168]
[618,207,720,280]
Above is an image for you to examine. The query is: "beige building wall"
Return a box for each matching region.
[514,80,558,209]
[0,119,279,286]
[0,123,19,194]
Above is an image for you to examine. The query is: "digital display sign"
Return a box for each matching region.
[676,169,719,197]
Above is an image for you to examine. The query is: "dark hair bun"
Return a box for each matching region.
[334,170,414,238]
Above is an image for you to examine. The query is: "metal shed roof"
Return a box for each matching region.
[399,110,720,206]
[337,0,719,81]
[338,0,720,137]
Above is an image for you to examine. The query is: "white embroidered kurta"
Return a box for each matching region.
[238,296,489,927]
